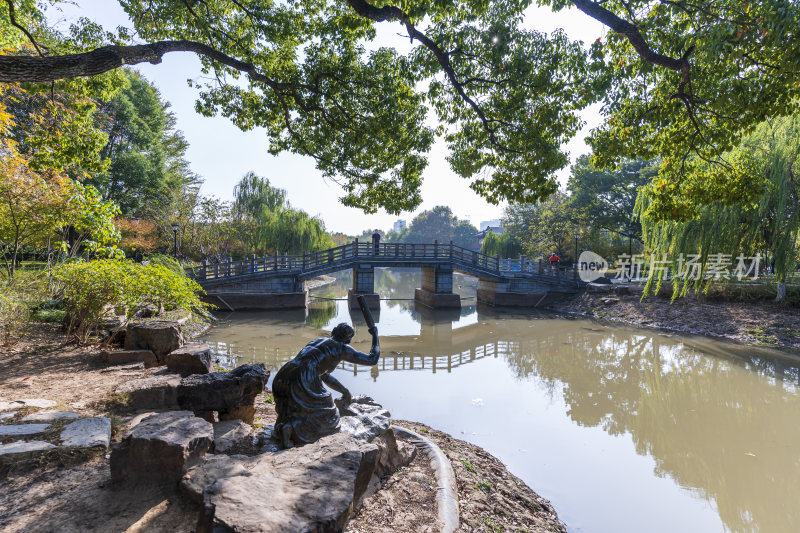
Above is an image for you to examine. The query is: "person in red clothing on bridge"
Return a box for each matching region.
[549,252,560,271]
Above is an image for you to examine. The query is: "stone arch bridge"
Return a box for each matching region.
[185,241,584,311]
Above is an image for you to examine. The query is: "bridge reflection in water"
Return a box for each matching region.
[205,300,522,380]
[201,296,800,533]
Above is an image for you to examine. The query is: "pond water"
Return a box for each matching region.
[200,269,800,533]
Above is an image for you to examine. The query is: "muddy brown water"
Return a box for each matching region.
[201,270,800,533]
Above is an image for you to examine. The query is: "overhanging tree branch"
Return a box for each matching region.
[4,0,46,56]
[0,39,310,92]
[571,0,693,83]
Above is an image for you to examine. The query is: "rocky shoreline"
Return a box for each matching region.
[546,284,800,353]
[0,323,566,532]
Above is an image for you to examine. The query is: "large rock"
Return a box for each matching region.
[188,432,379,533]
[124,321,184,359]
[213,419,253,454]
[110,411,213,485]
[336,395,391,442]
[337,396,415,495]
[115,373,182,408]
[101,349,159,368]
[165,342,213,375]
[60,417,112,448]
[178,364,267,423]
[115,364,268,424]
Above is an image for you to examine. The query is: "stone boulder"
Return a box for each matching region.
[165,342,213,375]
[178,364,268,423]
[115,364,268,423]
[115,373,182,409]
[124,321,184,359]
[336,395,391,442]
[101,349,159,368]
[213,419,253,454]
[336,396,416,493]
[110,411,213,485]
[186,432,379,533]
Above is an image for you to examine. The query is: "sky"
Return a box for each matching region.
[46,1,605,235]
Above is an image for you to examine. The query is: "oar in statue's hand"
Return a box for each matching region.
[357,294,377,335]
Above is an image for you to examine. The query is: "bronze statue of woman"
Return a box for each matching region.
[272,322,379,448]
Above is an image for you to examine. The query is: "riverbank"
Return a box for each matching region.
[547,285,800,351]
[0,323,565,532]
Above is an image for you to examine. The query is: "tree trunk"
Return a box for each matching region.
[776,281,787,302]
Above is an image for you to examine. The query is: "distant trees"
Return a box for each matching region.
[388,206,477,248]
[502,192,574,259]
[567,156,657,242]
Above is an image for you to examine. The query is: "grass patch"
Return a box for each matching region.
[31,308,66,323]
[461,459,478,472]
[476,481,493,493]
[744,327,779,345]
[482,516,504,533]
[100,392,132,412]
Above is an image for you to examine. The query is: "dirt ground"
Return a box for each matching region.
[549,286,800,351]
[1,324,566,532]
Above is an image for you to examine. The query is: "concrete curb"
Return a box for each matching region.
[393,426,459,533]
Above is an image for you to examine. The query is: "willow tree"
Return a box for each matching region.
[3,1,799,212]
[233,172,332,254]
[635,114,800,301]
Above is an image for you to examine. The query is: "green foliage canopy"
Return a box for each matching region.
[96,71,197,216]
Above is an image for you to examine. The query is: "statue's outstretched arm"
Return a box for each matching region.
[322,373,351,403]
[342,327,380,365]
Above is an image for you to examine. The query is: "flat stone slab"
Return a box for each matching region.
[60,418,112,448]
[115,374,182,408]
[0,423,51,438]
[101,349,158,368]
[0,399,56,411]
[0,441,56,457]
[21,410,81,423]
[0,411,18,421]
[100,362,146,373]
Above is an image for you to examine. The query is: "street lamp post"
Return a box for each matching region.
[574,232,579,265]
[171,222,180,259]
[627,227,634,279]
[574,232,579,279]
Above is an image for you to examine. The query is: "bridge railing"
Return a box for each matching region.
[186,241,576,282]
[499,257,578,280]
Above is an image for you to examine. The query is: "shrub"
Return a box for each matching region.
[0,271,51,345]
[53,259,207,343]
[145,254,184,275]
